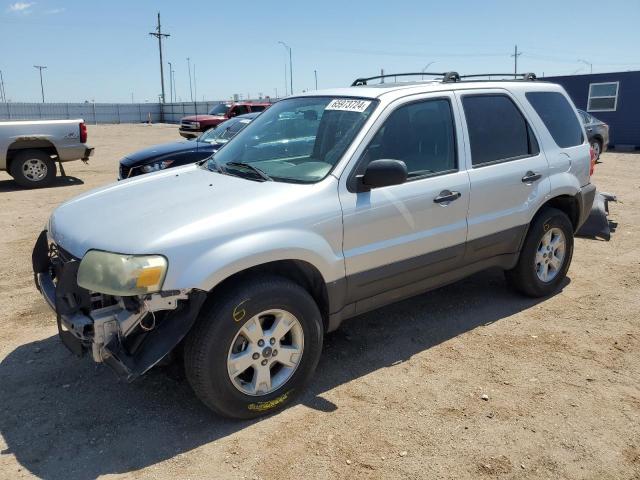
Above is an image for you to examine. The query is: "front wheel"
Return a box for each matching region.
[184,276,324,418]
[505,207,574,297]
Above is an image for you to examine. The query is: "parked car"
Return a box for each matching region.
[119,113,259,179]
[179,102,271,138]
[578,109,609,160]
[0,119,93,187]
[33,72,596,419]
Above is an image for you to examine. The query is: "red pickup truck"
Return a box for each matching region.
[179,102,271,138]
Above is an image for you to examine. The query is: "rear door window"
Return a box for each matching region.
[462,94,539,167]
[526,92,584,148]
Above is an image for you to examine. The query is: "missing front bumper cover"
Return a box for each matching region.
[32,230,207,381]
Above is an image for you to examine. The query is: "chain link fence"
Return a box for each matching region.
[0,101,234,124]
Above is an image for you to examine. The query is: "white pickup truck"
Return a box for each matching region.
[0,119,94,187]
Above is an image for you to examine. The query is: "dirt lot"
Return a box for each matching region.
[0,124,638,480]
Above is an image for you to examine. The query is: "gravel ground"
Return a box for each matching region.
[0,124,639,480]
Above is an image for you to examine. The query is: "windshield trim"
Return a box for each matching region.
[206,95,380,185]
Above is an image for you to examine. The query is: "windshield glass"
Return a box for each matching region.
[209,104,231,116]
[207,97,377,183]
[199,117,252,144]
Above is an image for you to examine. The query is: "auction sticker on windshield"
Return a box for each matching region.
[326,99,371,112]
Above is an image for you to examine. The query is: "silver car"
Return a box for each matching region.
[33,72,596,418]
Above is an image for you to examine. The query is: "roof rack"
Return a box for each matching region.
[351,72,459,86]
[459,72,537,81]
[350,71,536,86]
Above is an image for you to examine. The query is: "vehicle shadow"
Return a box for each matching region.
[0,268,569,480]
[0,176,84,193]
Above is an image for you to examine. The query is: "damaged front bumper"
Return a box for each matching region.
[32,230,206,381]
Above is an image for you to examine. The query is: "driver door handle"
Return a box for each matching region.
[521,171,542,183]
[433,190,461,204]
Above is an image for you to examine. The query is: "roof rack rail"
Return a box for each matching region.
[458,72,537,81]
[351,72,458,86]
[350,71,537,86]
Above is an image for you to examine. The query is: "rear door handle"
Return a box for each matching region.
[521,171,542,183]
[433,190,461,204]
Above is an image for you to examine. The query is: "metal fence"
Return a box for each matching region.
[0,101,233,124]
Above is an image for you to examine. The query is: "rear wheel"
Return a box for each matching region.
[184,276,324,418]
[9,150,57,188]
[505,207,574,297]
[590,139,602,161]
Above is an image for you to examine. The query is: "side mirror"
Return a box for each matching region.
[356,159,408,192]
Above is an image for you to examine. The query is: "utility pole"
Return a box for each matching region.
[168,61,173,102]
[187,57,193,102]
[149,12,170,103]
[34,65,46,102]
[278,41,293,95]
[0,70,6,102]
[511,45,522,78]
[314,69,318,90]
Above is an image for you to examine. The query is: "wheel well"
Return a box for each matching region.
[539,195,580,231]
[206,260,330,331]
[6,141,58,172]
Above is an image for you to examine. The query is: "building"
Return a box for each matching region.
[543,71,640,149]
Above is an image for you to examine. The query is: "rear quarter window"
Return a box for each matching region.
[526,92,584,148]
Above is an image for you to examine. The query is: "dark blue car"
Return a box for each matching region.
[118,112,259,179]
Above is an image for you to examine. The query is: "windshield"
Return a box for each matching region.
[209,104,231,116]
[206,97,377,183]
[199,117,252,144]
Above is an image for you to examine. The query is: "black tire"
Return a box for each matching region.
[184,275,324,419]
[505,207,574,297]
[9,150,57,188]
[590,139,602,161]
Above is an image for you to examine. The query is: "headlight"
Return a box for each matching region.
[141,160,174,173]
[193,121,200,128]
[77,250,168,296]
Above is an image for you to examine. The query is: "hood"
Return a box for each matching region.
[121,140,212,167]
[48,164,325,259]
[182,115,225,122]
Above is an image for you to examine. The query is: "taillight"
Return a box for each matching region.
[589,146,596,176]
[79,122,87,143]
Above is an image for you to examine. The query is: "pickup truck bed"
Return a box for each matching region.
[0,119,93,187]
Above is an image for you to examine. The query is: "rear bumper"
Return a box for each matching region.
[82,147,94,160]
[576,183,597,230]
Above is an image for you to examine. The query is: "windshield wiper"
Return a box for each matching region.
[225,162,273,182]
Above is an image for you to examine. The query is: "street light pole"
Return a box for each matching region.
[187,57,193,102]
[314,69,318,90]
[278,41,293,95]
[34,65,47,103]
[168,61,173,102]
[578,59,593,74]
[421,61,435,80]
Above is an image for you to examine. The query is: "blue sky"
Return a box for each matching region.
[1,0,639,103]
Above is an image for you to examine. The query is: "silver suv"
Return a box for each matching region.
[33,72,596,418]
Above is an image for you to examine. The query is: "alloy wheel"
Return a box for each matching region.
[227,309,304,396]
[535,227,566,282]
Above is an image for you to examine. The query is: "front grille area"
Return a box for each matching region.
[181,121,197,130]
[119,164,131,179]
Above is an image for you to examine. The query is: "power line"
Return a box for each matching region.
[149,12,170,103]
